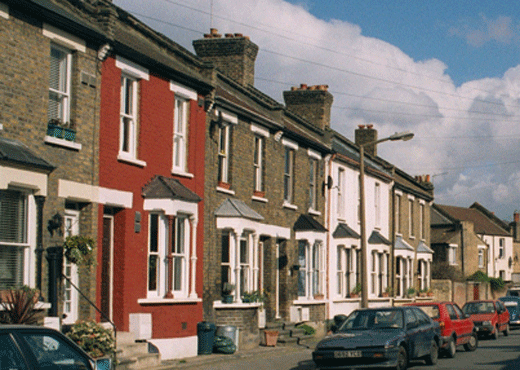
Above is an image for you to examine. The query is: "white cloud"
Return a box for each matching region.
[449,14,518,47]
[113,0,520,220]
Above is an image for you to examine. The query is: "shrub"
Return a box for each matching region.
[297,324,316,336]
[489,277,505,292]
[0,286,42,325]
[66,320,115,358]
[63,235,95,265]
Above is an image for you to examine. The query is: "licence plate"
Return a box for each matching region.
[334,350,362,358]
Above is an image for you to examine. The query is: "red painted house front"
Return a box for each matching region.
[96,19,211,359]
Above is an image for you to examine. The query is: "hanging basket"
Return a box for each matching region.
[63,235,95,265]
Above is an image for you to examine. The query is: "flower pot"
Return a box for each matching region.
[264,330,279,346]
[47,124,64,139]
[222,294,233,303]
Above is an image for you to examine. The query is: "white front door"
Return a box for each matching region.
[62,211,79,324]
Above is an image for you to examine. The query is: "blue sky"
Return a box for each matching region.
[114,0,520,221]
[288,0,520,86]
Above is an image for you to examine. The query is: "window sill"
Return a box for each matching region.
[293,298,326,305]
[409,235,416,240]
[308,208,321,216]
[283,202,298,211]
[117,154,147,167]
[252,195,268,203]
[138,297,201,305]
[213,301,262,309]
[44,135,82,151]
[171,169,194,178]
[216,186,235,195]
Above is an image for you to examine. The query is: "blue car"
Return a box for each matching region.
[499,296,520,327]
[312,307,441,370]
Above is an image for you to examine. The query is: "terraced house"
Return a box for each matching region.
[0,0,107,323]
[193,29,332,349]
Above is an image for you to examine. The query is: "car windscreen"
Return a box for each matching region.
[340,310,403,331]
[417,305,439,319]
[463,302,495,314]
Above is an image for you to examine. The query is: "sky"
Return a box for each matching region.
[113,0,520,222]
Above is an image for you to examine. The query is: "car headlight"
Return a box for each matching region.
[384,342,396,349]
[483,321,492,326]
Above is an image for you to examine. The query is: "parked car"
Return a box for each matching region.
[406,301,477,357]
[312,307,440,370]
[506,287,520,296]
[499,296,520,327]
[0,325,108,369]
[462,300,510,339]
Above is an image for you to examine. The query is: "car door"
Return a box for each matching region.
[496,300,509,330]
[453,303,473,343]
[404,308,422,358]
[0,334,29,369]
[413,307,435,356]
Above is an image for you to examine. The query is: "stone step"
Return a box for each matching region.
[116,352,161,370]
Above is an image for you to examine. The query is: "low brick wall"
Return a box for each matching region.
[214,305,260,350]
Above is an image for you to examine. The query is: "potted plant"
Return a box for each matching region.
[242,290,267,303]
[63,235,95,265]
[47,118,77,141]
[221,283,235,303]
[66,320,115,360]
[350,283,362,298]
[381,286,392,297]
[406,287,416,298]
[0,286,42,325]
[426,288,434,297]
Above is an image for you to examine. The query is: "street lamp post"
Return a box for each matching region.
[359,131,414,308]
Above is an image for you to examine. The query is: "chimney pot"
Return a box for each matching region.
[300,84,308,89]
[210,28,218,35]
[234,33,243,37]
[426,174,431,182]
[358,124,365,129]
[515,212,520,223]
[367,124,374,129]
[291,86,298,91]
[225,33,234,38]
[309,85,317,90]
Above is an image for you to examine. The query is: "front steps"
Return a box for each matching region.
[261,321,315,346]
[115,332,161,370]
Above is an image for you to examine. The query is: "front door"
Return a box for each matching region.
[101,215,114,322]
[62,211,79,324]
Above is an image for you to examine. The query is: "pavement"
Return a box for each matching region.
[157,338,320,369]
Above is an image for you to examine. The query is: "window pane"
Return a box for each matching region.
[173,256,182,291]
[149,215,158,252]
[0,245,24,289]
[21,333,90,369]
[148,255,158,291]
[0,190,27,243]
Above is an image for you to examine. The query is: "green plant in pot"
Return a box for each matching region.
[407,287,416,298]
[221,283,235,303]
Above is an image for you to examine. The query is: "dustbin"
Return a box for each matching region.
[197,322,216,355]
[216,325,238,349]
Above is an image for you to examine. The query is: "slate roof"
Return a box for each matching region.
[435,204,510,236]
[0,137,54,171]
[394,236,414,251]
[142,175,201,202]
[368,231,391,245]
[293,214,327,232]
[214,198,264,221]
[417,241,434,254]
[332,223,360,239]
[430,228,458,244]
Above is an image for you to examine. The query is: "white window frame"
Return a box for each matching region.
[395,193,402,235]
[419,202,425,240]
[408,198,415,238]
[147,213,167,299]
[172,215,189,297]
[49,43,72,123]
[119,74,139,160]
[337,168,345,219]
[448,244,458,265]
[170,82,196,175]
[253,135,264,193]
[309,157,318,211]
[478,247,485,268]
[374,183,381,227]
[218,124,231,184]
[0,189,34,290]
[297,240,324,299]
[499,238,505,259]
[284,146,295,204]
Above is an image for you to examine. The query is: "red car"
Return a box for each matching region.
[406,302,477,358]
[462,300,510,339]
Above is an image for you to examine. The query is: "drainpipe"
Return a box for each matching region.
[324,154,335,319]
[35,196,45,296]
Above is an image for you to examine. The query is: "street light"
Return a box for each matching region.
[359,131,414,308]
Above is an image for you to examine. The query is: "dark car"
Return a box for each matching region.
[406,301,477,357]
[312,307,440,370]
[499,296,520,327]
[0,325,108,369]
[462,300,510,339]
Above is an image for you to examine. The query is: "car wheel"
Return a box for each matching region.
[424,339,439,366]
[503,323,510,336]
[464,332,478,352]
[491,326,499,340]
[444,336,456,358]
[396,346,408,370]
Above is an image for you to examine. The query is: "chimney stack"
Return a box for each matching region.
[355,124,378,157]
[283,84,333,130]
[193,29,259,87]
